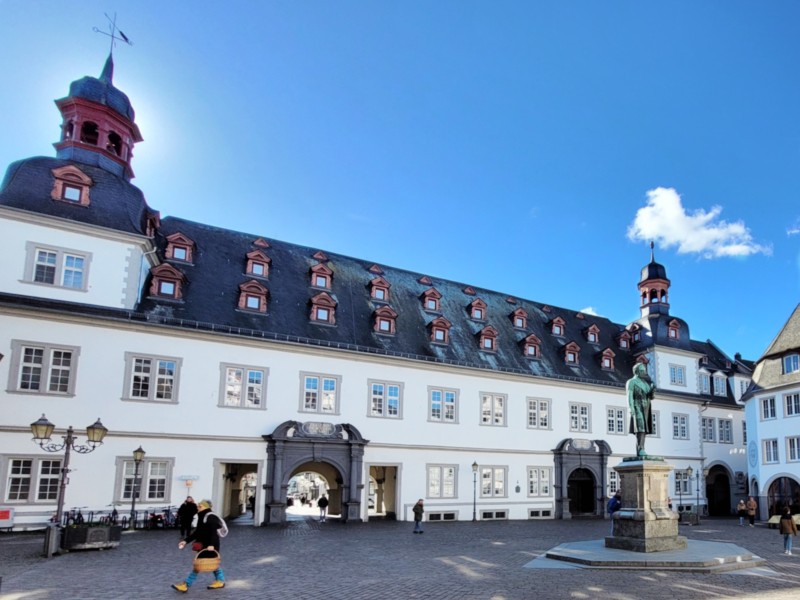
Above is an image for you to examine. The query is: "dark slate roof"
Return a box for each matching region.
[62,54,136,122]
[744,304,800,397]
[630,313,694,353]
[0,156,152,236]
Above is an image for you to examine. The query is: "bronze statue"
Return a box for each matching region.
[627,363,656,457]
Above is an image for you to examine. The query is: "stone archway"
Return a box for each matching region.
[568,468,596,515]
[706,464,732,517]
[553,438,612,519]
[262,421,368,525]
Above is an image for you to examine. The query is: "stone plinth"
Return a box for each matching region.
[605,460,686,553]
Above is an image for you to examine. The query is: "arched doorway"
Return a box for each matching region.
[767,476,800,517]
[568,468,596,516]
[262,421,368,525]
[705,465,732,516]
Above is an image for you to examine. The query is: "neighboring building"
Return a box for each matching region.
[742,304,800,519]
[0,54,749,530]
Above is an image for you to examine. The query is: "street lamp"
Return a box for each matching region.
[30,414,108,526]
[129,446,146,529]
[472,461,479,522]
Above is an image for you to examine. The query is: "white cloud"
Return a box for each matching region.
[579,306,601,317]
[626,187,771,259]
[787,219,800,236]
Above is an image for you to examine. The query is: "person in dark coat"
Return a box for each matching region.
[413,499,424,534]
[317,494,329,522]
[177,496,198,538]
[172,499,226,592]
[779,506,798,555]
[607,491,622,535]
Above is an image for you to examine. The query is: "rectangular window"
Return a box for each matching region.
[123,353,181,403]
[761,397,776,420]
[527,398,551,429]
[301,373,340,414]
[743,421,747,445]
[700,373,710,394]
[669,364,686,386]
[784,354,800,374]
[674,470,692,496]
[718,419,733,444]
[8,340,79,396]
[429,387,458,423]
[369,380,402,418]
[672,414,689,439]
[713,376,726,396]
[480,466,506,498]
[787,437,800,462]
[701,417,716,442]
[569,403,591,432]
[220,364,268,409]
[527,467,552,497]
[650,410,660,438]
[606,407,625,435]
[608,470,619,494]
[116,457,174,503]
[763,439,779,464]
[480,393,506,426]
[427,465,456,498]
[786,393,800,417]
[3,457,62,503]
[24,242,92,291]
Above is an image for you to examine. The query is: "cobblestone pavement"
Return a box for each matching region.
[1,515,799,600]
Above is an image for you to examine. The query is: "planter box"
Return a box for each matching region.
[61,525,122,551]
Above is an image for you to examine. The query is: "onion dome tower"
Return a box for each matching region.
[638,241,670,318]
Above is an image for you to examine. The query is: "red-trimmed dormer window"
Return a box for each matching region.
[370,276,391,302]
[469,298,487,321]
[246,250,271,278]
[512,308,527,329]
[373,306,397,334]
[51,166,93,206]
[310,263,333,289]
[551,317,565,336]
[630,324,641,343]
[149,264,185,300]
[479,326,498,351]
[238,280,269,313]
[586,324,600,344]
[165,233,195,263]
[310,292,337,324]
[430,316,451,344]
[564,341,580,365]
[523,334,541,358]
[668,319,680,340]
[600,348,615,370]
[422,288,442,312]
[618,331,631,350]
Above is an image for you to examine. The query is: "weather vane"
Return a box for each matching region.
[93,13,133,54]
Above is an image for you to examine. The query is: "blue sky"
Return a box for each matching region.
[2,1,799,361]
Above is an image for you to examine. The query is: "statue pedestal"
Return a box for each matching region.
[605,460,686,553]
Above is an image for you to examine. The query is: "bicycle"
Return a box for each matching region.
[63,506,87,526]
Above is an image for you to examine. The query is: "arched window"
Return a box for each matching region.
[80,122,99,145]
[106,131,123,156]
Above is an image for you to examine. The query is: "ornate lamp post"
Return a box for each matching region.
[129,446,146,529]
[30,414,108,526]
[472,461,479,522]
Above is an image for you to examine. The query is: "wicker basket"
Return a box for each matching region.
[192,549,221,573]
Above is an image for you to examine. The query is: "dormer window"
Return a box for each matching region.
[422,288,442,312]
[310,263,333,289]
[512,308,527,329]
[246,250,271,278]
[370,276,391,302]
[550,317,565,337]
[50,166,93,206]
[479,326,498,351]
[165,233,195,263]
[430,317,451,344]
[523,334,541,359]
[238,280,269,313]
[630,325,641,343]
[310,292,337,324]
[564,341,580,365]
[784,354,800,374]
[149,264,185,300]
[618,331,631,350]
[586,324,600,344]
[373,306,397,334]
[600,348,615,370]
[469,299,487,321]
[668,319,680,340]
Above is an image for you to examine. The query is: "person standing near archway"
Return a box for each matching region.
[317,494,329,522]
[746,496,758,527]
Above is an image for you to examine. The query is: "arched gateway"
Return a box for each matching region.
[262,421,368,525]
[554,438,612,519]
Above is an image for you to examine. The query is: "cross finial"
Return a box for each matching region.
[93,13,133,55]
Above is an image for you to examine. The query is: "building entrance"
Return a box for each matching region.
[567,468,597,515]
[705,465,732,516]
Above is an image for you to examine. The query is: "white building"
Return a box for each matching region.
[0,54,749,530]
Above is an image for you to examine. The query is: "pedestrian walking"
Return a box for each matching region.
[607,491,622,536]
[737,499,747,526]
[746,496,758,527]
[317,494,329,522]
[177,496,198,538]
[172,499,228,592]
[413,498,424,534]
[779,506,798,555]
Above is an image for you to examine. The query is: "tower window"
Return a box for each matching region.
[106,131,123,156]
[80,122,99,146]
